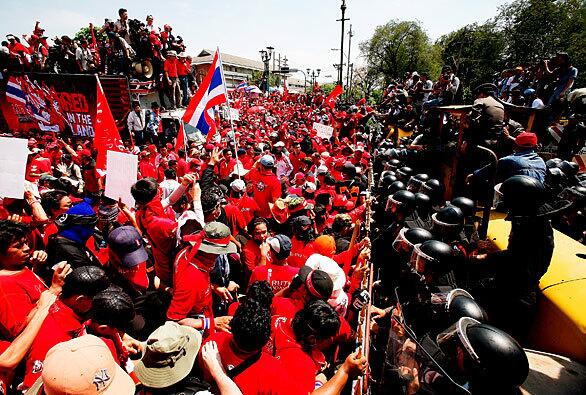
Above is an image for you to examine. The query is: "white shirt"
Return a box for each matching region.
[275,155,293,179]
[75,47,93,71]
[127,110,145,132]
[159,178,180,200]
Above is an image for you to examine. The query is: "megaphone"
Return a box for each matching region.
[132,60,154,80]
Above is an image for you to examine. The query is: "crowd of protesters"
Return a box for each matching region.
[0,9,196,111]
[1,8,586,393]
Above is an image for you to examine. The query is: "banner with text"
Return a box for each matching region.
[313,122,334,140]
[0,73,98,137]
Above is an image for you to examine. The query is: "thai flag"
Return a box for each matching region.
[6,76,27,105]
[182,50,227,136]
[236,80,248,90]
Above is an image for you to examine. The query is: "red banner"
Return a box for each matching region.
[0,73,99,137]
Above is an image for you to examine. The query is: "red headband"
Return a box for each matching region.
[305,270,322,298]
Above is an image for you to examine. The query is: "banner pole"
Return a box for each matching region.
[217,47,241,180]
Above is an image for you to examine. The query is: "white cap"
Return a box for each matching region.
[274,141,285,148]
[230,179,246,192]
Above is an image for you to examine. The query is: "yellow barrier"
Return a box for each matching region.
[487,216,586,363]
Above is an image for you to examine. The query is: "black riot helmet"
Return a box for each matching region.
[407,173,430,192]
[392,227,433,256]
[450,197,475,218]
[414,193,432,217]
[558,160,580,180]
[386,190,416,217]
[500,175,570,217]
[396,166,413,181]
[437,318,529,391]
[389,180,405,194]
[389,159,401,171]
[545,158,562,169]
[410,239,453,275]
[446,289,489,323]
[380,172,397,190]
[431,206,464,239]
[420,178,444,205]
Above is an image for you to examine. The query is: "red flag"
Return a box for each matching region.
[94,79,123,171]
[175,121,186,154]
[325,85,343,108]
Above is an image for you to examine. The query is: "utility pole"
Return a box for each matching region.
[346,24,353,93]
[337,0,349,87]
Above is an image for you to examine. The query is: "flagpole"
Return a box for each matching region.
[217,47,242,180]
[181,119,189,161]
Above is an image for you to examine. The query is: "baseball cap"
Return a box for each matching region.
[313,235,337,257]
[107,226,148,267]
[197,222,237,255]
[303,182,317,194]
[27,335,135,395]
[297,266,334,300]
[267,234,292,260]
[231,164,249,177]
[294,172,306,180]
[274,141,285,148]
[260,154,275,168]
[134,322,202,389]
[230,179,246,192]
[514,131,538,148]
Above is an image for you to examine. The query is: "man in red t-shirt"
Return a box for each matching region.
[203,301,300,394]
[0,220,52,339]
[26,150,52,183]
[227,179,260,226]
[289,141,307,173]
[167,222,236,335]
[244,155,281,218]
[163,50,181,109]
[241,218,271,275]
[270,300,340,394]
[177,53,191,107]
[249,234,298,293]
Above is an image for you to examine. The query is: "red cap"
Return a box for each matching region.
[295,172,306,180]
[515,131,538,148]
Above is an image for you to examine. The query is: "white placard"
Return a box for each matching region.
[105,150,138,207]
[313,122,334,140]
[230,108,240,121]
[0,137,29,199]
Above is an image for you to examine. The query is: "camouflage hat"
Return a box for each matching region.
[198,222,237,255]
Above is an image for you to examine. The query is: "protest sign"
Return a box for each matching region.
[230,108,240,120]
[105,150,138,207]
[0,137,29,199]
[313,122,334,140]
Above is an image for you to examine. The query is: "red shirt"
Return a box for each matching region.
[217,158,237,180]
[242,239,272,273]
[164,57,178,78]
[167,247,215,333]
[176,60,190,76]
[269,317,325,393]
[248,264,299,293]
[271,296,304,320]
[203,332,299,395]
[288,238,315,268]
[0,268,46,339]
[227,195,260,226]
[83,168,102,193]
[136,200,177,287]
[244,168,282,218]
[26,156,52,182]
[223,204,247,237]
[289,151,306,173]
[139,160,157,179]
[23,301,84,388]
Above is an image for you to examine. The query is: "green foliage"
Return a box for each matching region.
[74,25,105,43]
[360,0,585,94]
[320,83,336,96]
[359,20,441,87]
[436,22,506,90]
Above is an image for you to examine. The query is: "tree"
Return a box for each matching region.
[495,0,586,85]
[352,66,380,100]
[436,22,506,91]
[74,24,106,44]
[359,20,441,86]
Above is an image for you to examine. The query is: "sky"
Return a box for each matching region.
[1,0,512,83]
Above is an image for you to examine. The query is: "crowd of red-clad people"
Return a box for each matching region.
[0,87,379,394]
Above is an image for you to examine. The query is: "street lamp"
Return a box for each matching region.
[307,68,321,90]
[259,46,274,93]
